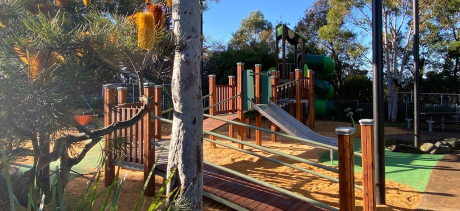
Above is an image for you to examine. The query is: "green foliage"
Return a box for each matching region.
[203,10,276,93]
[1,148,188,211]
[228,10,273,49]
[337,74,373,102]
[296,0,367,92]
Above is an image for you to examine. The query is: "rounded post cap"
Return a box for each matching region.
[143,82,155,87]
[103,84,116,89]
[255,64,262,67]
[271,76,277,78]
[359,119,375,126]
[237,62,245,65]
[228,75,235,78]
[117,87,128,90]
[335,127,355,135]
[295,69,302,72]
[155,85,163,89]
[209,74,216,77]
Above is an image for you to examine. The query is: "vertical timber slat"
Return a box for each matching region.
[295,69,303,123]
[228,76,235,139]
[271,75,277,142]
[289,72,295,117]
[143,82,155,196]
[209,75,217,147]
[237,63,244,149]
[117,87,127,161]
[104,84,116,187]
[255,64,262,145]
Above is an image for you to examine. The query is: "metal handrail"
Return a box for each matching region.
[204,138,363,190]
[202,114,363,157]
[276,80,297,89]
[161,107,174,114]
[202,93,212,99]
[203,94,240,112]
[204,161,338,211]
[150,140,338,211]
[151,116,338,173]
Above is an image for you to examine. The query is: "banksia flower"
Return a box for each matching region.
[146,3,164,34]
[83,0,91,6]
[136,12,155,50]
[167,0,172,7]
[14,45,64,82]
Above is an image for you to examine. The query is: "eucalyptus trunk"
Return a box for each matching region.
[166,0,203,209]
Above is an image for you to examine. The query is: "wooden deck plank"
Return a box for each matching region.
[126,135,327,211]
[252,195,285,211]
[277,197,301,211]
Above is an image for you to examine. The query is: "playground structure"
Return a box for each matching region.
[276,24,341,119]
[102,61,378,210]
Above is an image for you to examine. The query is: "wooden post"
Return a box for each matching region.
[295,69,303,123]
[237,63,244,149]
[154,85,162,140]
[209,75,217,147]
[282,24,286,81]
[228,75,235,138]
[117,87,127,104]
[255,64,262,145]
[143,82,155,196]
[245,118,251,138]
[104,84,116,187]
[336,127,356,211]
[307,70,315,129]
[289,72,295,117]
[117,87,128,161]
[271,75,277,142]
[360,119,376,211]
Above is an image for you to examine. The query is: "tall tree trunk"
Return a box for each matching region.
[166,0,203,210]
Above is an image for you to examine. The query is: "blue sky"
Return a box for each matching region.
[203,0,315,44]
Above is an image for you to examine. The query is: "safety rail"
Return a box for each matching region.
[151,115,367,193]
[202,113,363,157]
[151,140,339,211]
[203,94,240,112]
[161,93,213,114]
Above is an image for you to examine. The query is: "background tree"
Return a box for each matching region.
[296,0,367,96]
[318,0,436,121]
[203,10,276,91]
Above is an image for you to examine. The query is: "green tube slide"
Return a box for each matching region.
[297,54,340,116]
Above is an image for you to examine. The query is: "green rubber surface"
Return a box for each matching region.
[17,140,104,182]
[320,138,445,192]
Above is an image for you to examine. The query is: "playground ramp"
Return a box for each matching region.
[252,101,338,148]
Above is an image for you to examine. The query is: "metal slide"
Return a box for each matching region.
[252,101,337,148]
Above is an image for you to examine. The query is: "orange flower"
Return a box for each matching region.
[83,0,91,6]
[14,45,64,82]
[55,0,68,7]
[136,12,155,50]
[146,3,164,34]
[167,0,172,7]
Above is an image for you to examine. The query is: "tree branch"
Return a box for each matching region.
[37,95,151,170]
